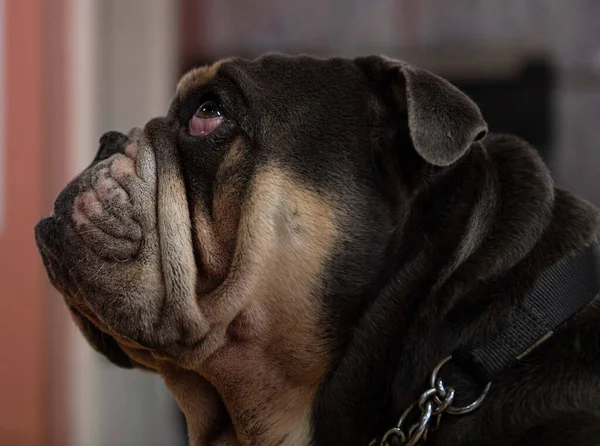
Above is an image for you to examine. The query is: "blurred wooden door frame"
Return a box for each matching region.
[0,0,54,445]
[0,0,45,443]
[0,0,72,445]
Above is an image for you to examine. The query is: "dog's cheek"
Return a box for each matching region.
[185,136,251,290]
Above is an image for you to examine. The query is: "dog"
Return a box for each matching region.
[35,54,600,446]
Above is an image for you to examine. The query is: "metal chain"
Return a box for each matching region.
[373,356,491,446]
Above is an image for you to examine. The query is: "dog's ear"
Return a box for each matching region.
[357,56,488,166]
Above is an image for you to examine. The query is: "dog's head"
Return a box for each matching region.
[35,53,486,391]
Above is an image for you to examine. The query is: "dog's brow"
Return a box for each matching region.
[176,60,225,97]
[213,63,252,109]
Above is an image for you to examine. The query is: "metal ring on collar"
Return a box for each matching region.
[430,355,491,415]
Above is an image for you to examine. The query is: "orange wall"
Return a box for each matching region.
[0,1,47,445]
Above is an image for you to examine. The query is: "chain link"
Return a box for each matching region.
[374,356,491,446]
[379,380,454,445]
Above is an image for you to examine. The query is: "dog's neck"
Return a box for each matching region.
[158,366,240,446]
[312,135,563,444]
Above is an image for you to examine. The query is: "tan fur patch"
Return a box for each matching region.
[186,166,336,445]
[217,138,245,174]
[192,138,246,289]
[176,59,230,98]
[198,167,336,323]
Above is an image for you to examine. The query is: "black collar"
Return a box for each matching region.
[454,241,600,385]
[375,241,600,446]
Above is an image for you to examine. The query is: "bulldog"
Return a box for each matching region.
[35,54,600,446]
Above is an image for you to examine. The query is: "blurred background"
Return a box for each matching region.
[1,0,599,445]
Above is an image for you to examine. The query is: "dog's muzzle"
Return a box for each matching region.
[34,127,156,298]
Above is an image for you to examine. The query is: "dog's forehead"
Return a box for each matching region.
[175,55,353,99]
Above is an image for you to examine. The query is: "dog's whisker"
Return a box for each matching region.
[86,263,107,284]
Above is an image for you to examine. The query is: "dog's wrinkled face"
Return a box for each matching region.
[35,54,487,443]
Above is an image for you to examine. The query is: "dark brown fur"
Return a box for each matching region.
[35,54,600,445]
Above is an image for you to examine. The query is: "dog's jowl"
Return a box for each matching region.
[35,55,600,446]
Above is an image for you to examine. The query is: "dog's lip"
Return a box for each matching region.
[35,216,69,293]
[35,216,60,259]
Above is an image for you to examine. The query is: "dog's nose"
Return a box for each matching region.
[95,127,143,163]
[95,131,129,162]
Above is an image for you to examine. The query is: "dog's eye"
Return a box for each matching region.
[195,100,223,119]
[188,100,224,136]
